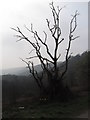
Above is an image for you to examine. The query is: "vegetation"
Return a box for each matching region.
[3,96,88,118]
[2,51,89,118]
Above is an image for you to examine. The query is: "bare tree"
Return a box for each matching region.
[12,2,79,100]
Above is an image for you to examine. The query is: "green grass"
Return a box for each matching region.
[3,95,88,118]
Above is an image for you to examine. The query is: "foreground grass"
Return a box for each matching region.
[3,95,88,118]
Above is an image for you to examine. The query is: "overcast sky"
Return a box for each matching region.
[0,0,88,69]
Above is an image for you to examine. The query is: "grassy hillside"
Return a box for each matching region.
[3,95,88,118]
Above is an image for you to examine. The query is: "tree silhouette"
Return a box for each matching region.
[12,2,79,100]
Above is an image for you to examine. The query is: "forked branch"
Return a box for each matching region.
[60,11,79,80]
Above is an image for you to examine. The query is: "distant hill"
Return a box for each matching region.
[1,67,29,76]
[1,64,43,76]
[1,51,89,79]
[1,62,62,76]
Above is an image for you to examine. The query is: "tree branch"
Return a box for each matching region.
[60,11,79,80]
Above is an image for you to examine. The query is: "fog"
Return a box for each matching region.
[0,0,88,69]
